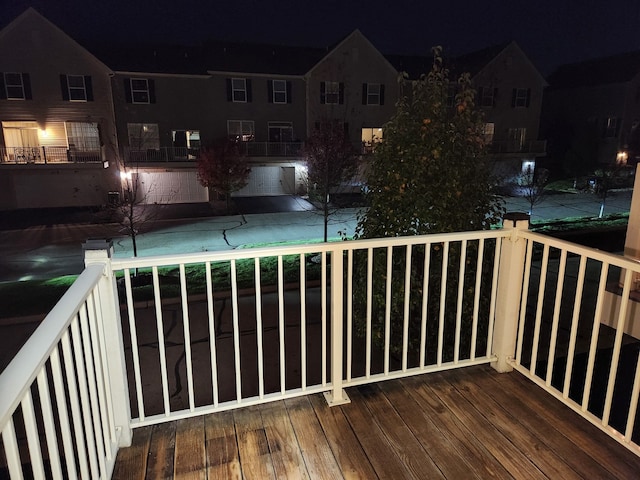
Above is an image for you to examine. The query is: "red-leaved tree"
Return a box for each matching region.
[196,139,251,213]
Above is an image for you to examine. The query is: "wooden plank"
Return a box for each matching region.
[506,368,640,479]
[111,426,152,480]
[376,379,484,479]
[339,387,422,479]
[405,374,544,479]
[205,411,241,480]
[234,405,276,480]
[435,369,583,479]
[259,401,310,479]
[308,393,377,479]
[174,416,206,480]
[458,367,618,479]
[397,377,514,480]
[283,396,343,479]
[352,385,445,479]
[146,421,176,480]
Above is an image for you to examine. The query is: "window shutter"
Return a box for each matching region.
[60,75,69,101]
[526,88,531,107]
[286,81,292,104]
[493,88,498,107]
[85,75,93,101]
[226,78,232,101]
[0,73,6,100]
[148,79,156,103]
[22,73,32,100]
[362,83,367,105]
[246,79,252,102]
[124,78,132,103]
[339,82,344,104]
[380,84,385,105]
[511,88,517,108]
[320,81,326,104]
[267,80,273,103]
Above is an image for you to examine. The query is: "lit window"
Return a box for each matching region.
[272,80,287,103]
[66,122,99,150]
[67,75,87,101]
[228,120,254,141]
[361,127,383,152]
[232,78,247,102]
[130,79,150,104]
[604,117,619,138]
[483,123,495,144]
[325,81,339,104]
[127,123,160,150]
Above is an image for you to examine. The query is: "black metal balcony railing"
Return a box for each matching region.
[125,143,303,164]
[236,141,302,157]
[488,140,547,155]
[0,146,101,164]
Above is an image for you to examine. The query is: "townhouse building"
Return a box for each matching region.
[0,8,120,209]
[542,51,640,171]
[0,8,547,210]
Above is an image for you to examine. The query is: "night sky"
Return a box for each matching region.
[2,0,640,75]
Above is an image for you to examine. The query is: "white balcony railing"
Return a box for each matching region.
[0,146,101,164]
[2,218,640,478]
[488,139,547,155]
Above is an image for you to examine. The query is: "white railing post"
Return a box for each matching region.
[83,239,133,447]
[324,246,351,406]
[491,213,529,373]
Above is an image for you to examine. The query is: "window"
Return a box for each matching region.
[361,127,383,152]
[60,75,93,102]
[228,120,255,141]
[321,81,343,104]
[66,122,100,151]
[227,78,252,103]
[1,72,31,100]
[172,130,200,149]
[270,80,288,104]
[362,83,384,105]
[268,122,293,142]
[604,117,620,138]
[479,87,496,107]
[124,78,155,104]
[483,123,495,144]
[127,123,160,150]
[511,88,531,108]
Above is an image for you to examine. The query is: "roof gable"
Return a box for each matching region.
[0,8,112,74]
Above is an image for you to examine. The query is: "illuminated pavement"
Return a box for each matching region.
[0,190,633,283]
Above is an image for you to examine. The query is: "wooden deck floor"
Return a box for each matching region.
[112,365,640,479]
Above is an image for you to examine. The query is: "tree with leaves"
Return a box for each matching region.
[353,46,504,360]
[302,124,359,242]
[356,47,503,238]
[196,139,251,213]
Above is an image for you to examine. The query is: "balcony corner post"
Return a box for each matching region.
[324,246,351,406]
[83,238,133,447]
[491,213,529,373]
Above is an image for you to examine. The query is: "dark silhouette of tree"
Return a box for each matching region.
[302,124,359,242]
[196,139,251,213]
[519,166,549,216]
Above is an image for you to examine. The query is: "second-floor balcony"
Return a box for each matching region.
[488,139,547,155]
[0,146,102,164]
[2,217,640,478]
[124,142,303,164]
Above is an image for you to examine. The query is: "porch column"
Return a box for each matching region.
[491,213,529,373]
[621,164,640,290]
[83,239,133,447]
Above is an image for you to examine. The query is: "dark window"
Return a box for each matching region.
[2,72,31,100]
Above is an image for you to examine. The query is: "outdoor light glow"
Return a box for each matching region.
[39,129,48,138]
[616,151,628,164]
[521,160,535,173]
[120,171,132,180]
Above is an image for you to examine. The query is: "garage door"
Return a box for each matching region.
[234,166,295,196]
[137,171,208,204]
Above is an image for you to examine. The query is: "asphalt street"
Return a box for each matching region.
[0,191,633,283]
